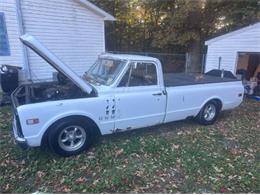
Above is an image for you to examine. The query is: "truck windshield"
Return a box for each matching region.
[85,58,126,86]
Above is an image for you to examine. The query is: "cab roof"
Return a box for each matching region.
[99,53,159,62]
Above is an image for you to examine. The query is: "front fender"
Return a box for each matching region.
[19,109,100,147]
[41,110,100,134]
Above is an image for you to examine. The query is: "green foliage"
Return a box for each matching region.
[90,0,259,54]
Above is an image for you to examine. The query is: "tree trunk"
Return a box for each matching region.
[187,39,202,73]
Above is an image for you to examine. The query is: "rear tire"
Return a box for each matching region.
[196,101,220,125]
[48,118,93,157]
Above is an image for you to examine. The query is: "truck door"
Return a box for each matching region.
[114,61,166,131]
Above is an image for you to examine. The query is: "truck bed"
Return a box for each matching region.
[164,73,239,87]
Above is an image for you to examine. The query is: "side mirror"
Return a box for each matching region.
[1,65,8,73]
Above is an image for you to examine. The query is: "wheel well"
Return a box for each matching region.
[208,98,223,111]
[195,98,223,121]
[41,115,101,147]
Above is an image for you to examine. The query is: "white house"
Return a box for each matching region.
[0,0,115,81]
[205,22,260,79]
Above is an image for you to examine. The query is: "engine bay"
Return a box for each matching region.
[11,74,94,107]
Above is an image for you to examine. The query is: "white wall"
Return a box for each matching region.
[0,0,23,67]
[21,0,105,80]
[205,23,260,74]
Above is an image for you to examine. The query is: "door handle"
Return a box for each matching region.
[152,92,162,96]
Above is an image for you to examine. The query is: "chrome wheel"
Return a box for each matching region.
[203,104,216,121]
[58,125,86,152]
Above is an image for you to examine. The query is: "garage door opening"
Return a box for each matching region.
[236,52,260,96]
[236,52,260,80]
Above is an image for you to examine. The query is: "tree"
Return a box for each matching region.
[90,0,168,52]
[151,0,259,72]
[90,0,259,71]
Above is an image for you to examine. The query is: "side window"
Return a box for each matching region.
[0,13,10,56]
[118,62,158,87]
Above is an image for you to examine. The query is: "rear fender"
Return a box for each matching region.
[197,96,223,114]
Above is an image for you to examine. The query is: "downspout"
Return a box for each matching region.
[15,0,32,81]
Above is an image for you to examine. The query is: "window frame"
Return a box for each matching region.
[116,60,159,88]
[0,12,10,56]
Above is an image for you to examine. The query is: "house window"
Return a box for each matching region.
[0,12,10,56]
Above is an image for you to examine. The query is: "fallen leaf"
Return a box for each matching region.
[115,148,124,157]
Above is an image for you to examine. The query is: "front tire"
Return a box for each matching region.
[48,118,92,157]
[196,101,220,125]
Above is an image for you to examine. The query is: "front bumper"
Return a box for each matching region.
[12,117,28,150]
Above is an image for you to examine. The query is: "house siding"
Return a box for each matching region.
[205,23,260,74]
[0,0,23,67]
[21,0,105,80]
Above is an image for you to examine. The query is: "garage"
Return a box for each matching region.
[205,22,260,97]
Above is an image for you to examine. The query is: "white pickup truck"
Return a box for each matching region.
[11,35,244,156]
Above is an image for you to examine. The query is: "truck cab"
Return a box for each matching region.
[86,54,167,131]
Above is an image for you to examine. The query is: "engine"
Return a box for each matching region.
[12,80,87,106]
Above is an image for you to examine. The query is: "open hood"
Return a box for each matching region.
[20,34,93,94]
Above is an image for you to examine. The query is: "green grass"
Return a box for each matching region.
[0,99,259,193]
